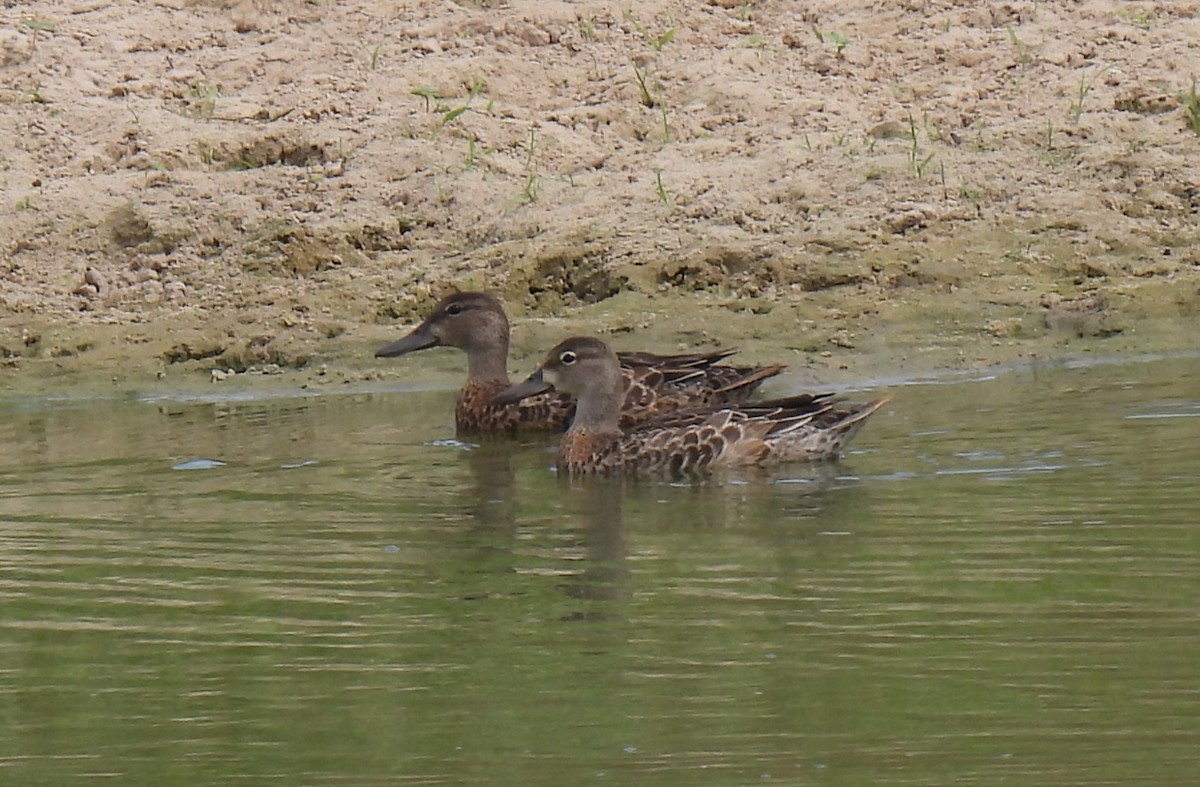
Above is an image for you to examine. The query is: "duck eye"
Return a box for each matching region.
[445,303,463,316]
[559,350,578,365]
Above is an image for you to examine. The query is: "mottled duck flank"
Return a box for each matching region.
[494,336,888,476]
[374,292,786,433]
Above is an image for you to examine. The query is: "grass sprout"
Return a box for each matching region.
[654,170,670,205]
[622,10,674,51]
[1069,65,1113,124]
[411,86,440,112]
[189,82,219,119]
[812,26,848,56]
[907,112,936,179]
[632,62,656,107]
[1181,79,1200,136]
[519,127,540,204]
[365,42,383,70]
[20,17,54,49]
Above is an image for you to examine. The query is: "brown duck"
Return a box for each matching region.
[494,336,888,476]
[374,292,785,433]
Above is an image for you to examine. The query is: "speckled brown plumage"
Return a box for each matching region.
[375,292,786,433]
[495,336,888,477]
[453,378,574,433]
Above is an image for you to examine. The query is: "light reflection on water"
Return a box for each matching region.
[1,354,1197,785]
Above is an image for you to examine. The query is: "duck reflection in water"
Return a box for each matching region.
[456,434,630,614]
[556,478,630,618]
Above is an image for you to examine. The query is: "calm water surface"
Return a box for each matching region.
[2,354,1198,785]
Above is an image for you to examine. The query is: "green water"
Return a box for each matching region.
[2,354,1197,785]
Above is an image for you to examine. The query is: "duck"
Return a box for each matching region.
[494,336,888,476]
[374,292,785,433]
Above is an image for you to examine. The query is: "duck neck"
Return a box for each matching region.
[465,335,510,384]
[568,373,623,433]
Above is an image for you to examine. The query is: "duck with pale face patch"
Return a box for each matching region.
[495,336,888,477]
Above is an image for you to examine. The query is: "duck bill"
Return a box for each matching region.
[493,369,552,404]
[374,325,439,358]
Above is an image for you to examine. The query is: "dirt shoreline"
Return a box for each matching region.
[3,1,1198,400]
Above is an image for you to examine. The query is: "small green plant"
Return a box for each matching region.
[24,85,49,104]
[519,128,540,204]
[440,105,468,127]
[654,170,670,205]
[20,18,55,33]
[464,134,479,168]
[922,119,944,143]
[16,196,35,210]
[433,79,486,134]
[1069,65,1112,124]
[1069,74,1090,123]
[1181,79,1200,136]
[520,173,540,203]
[365,41,383,70]
[411,86,440,111]
[907,112,935,179]
[189,81,219,119]
[198,141,217,167]
[812,26,848,56]
[578,16,596,42]
[462,134,491,169]
[632,62,656,107]
[622,9,674,51]
[910,150,935,179]
[1115,7,1156,28]
[1005,25,1032,69]
[466,76,487,99]
[20,17,55,49]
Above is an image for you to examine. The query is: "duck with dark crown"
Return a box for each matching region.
[375,292,787,433]
[494,335,888,476]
